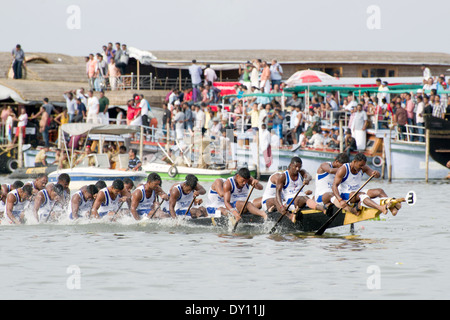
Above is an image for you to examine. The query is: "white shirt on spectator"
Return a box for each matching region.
[64,94,77,116]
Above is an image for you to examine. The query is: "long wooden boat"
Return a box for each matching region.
[186,201,399,233]
[424,115,450,170]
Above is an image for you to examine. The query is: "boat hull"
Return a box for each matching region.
[48,167,148,190]
[142,162,257,182]
[187,204,383,233]
[8,165,58,180]
[387,141,448,180]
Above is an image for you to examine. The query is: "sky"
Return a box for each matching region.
[2,0,450,56]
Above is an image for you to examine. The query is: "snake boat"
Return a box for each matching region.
[187,198,405,233]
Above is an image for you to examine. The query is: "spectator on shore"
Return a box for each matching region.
[204,64,217,85]
[30,98,55,147]
[107,59,121,91]
[351,104,368,150]
[260,61,271,93]
[344,129,357,156]
[86,90,100,124]
[98,90,109,125]
[182,102,194,131]
[73,98,86,123]
[250,59,261,89]
[394,102,408,140]
[432,95,445,119]
[94,53,107,91]
[114,43,129,75]
[189,60,203,102]
[11,44,26,79]
[415,95,425,142]
[270,106,284,147]
[162,103,171,136]
[63,91,77,123]
[270,59,283,92]
[87,54,97,90]
[11,106,27,146]
[306,128,324,148]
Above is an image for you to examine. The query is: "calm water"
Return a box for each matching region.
[0,175,449,300]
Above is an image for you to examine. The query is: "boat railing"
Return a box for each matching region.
[393,123,426,143]
[98,74,240,91]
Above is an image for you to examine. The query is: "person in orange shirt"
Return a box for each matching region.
[260,61,271,93]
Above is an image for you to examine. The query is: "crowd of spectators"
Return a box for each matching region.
[4,48,450,161]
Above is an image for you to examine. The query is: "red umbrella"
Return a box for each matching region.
[286,69,336,86]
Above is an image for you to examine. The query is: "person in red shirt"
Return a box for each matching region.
[126,99,137,125]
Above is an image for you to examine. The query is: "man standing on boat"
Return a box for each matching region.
[261,157,312,222]
[331,153,400,215]
[222,167,266,222]
[163,174,207,219]
[130,172,169,220]
[189,60,203,102]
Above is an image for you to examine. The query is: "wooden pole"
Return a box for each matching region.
[137,60,140,90]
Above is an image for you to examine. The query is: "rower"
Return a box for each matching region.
[261,157,312,221]
[91,179,130,218]
[4,184,33,224]
[25,173,48,195]
[206,178,227,217]
[0,181,24,219]
[95,180,107,191]
[163,174,207,218]
[123,178,135,192]
[69,184,99,219]
[46,173,71,206]
[311,153,349,211]
[332,152,395,215]
[223,167,266,222]
[33,183,64,222]
[130,172,169,220]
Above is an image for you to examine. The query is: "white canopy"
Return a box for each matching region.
[0,84,28,104]
[61,123,139,136]
[128,47,158,65]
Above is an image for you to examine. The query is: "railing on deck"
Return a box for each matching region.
[97,75,239,91]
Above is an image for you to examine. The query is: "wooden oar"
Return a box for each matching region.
[110,200,126,222]
[183,196,197,217]
[231,184,256,233]
[44,201,59,223]
[315,173,376,236]
[269,182,307,234]
[148,199,165,219]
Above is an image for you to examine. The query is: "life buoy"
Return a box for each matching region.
[7,159,19,173]
[372,156,383,167]
[168,165,178,178]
